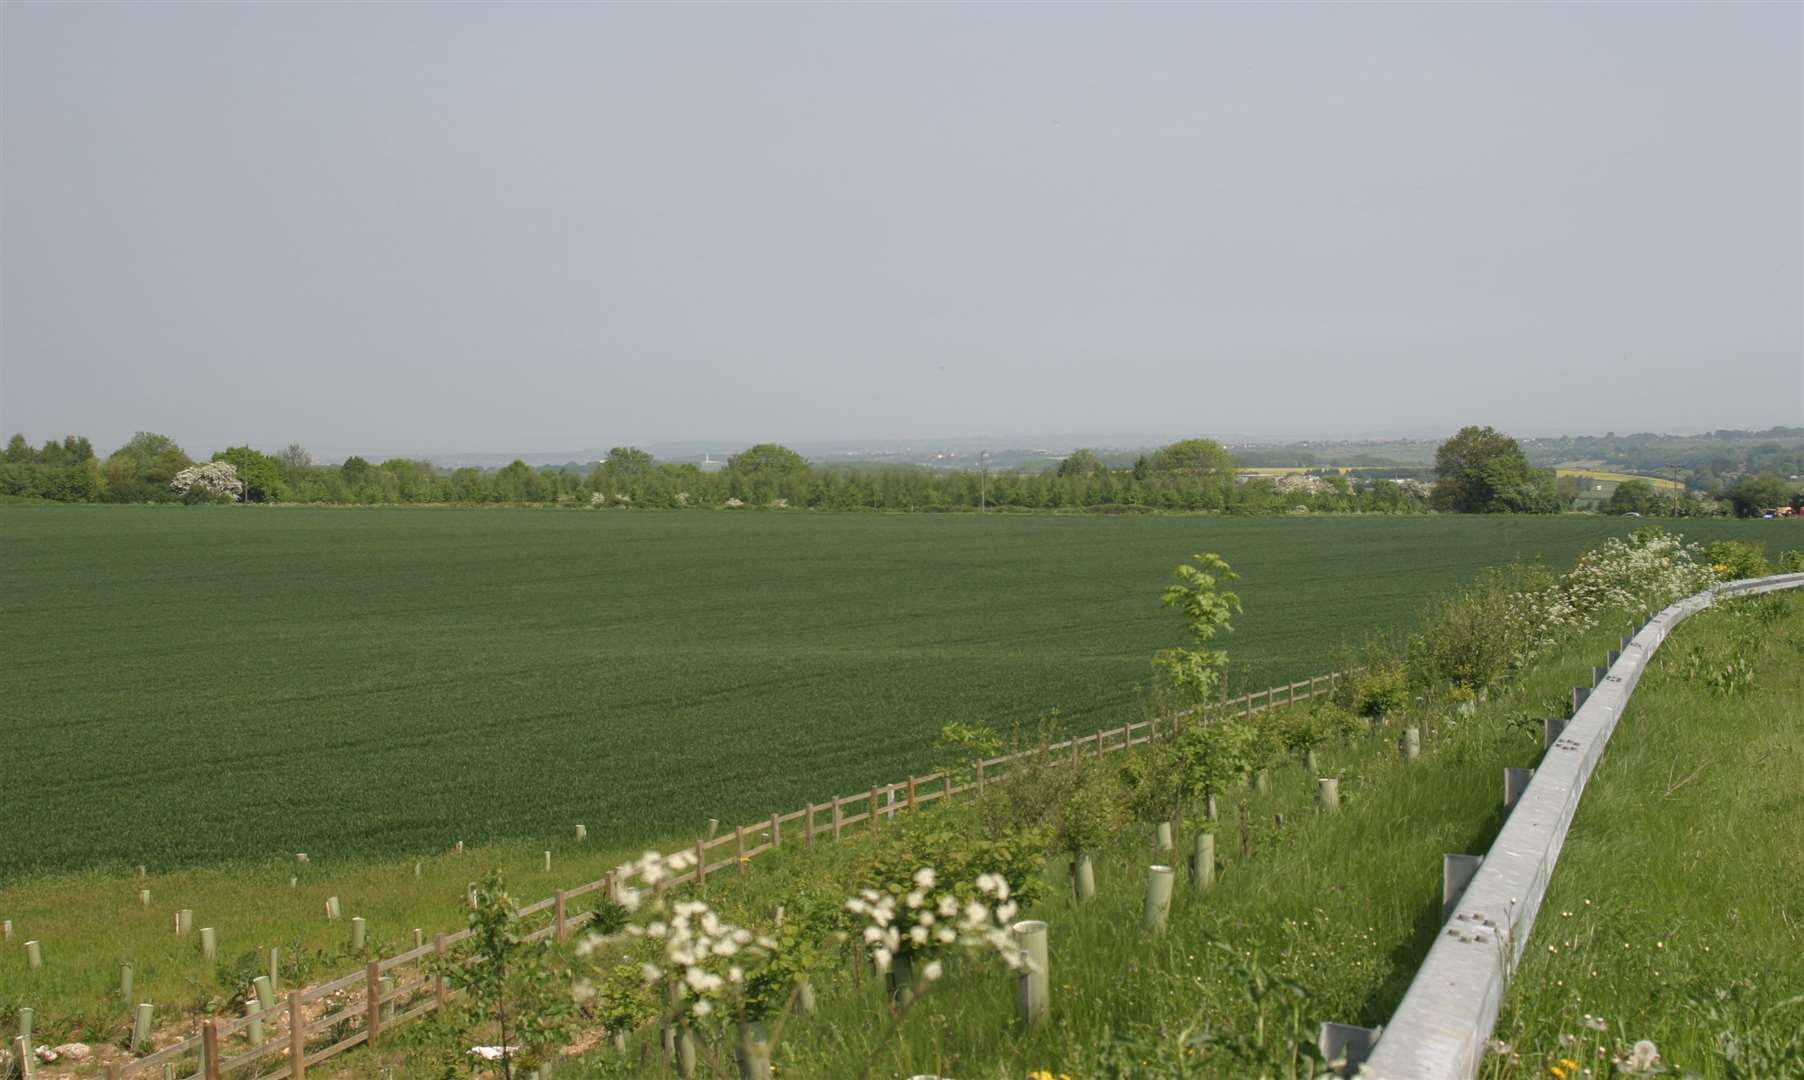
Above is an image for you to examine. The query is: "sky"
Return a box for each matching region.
[2,1,1800,458]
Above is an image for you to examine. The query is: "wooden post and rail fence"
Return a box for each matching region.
[92,668,1353,1079]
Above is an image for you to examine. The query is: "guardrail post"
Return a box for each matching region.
[1607,649,1621,666]
[1571,686,1590,713]
[1544,715,1567,748]
[1317,1022,1381,1077]
[1504,767,1534,811]
[1592,665,1605,687]
[1441,854,1483,921]
[289,989,306,1078]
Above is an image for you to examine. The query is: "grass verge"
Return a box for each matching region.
[1481,586,1804,1079]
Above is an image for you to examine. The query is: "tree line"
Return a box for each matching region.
[4,427,1794,517]
[1,433,1428,514]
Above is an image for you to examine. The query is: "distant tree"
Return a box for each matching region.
[3,434,34,463]
[211,447,288,502]
[494,460,533,501]
[104,432,192,494]
[1726,472,1791,518]
[1432,426,1557,513]
[279,443,313,475]
[603,446,655,483]
[727,443,808,478]
[341,456,376,489]
[1137,438,1236,484]
[1606,479,1658,515]
[1056,448,1106,479]
[110,432,186,471]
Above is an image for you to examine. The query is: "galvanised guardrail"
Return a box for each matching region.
[1338,572,1804,1079]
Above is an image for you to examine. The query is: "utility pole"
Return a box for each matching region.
[979,449,990,513]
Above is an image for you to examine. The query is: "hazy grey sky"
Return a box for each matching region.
[3,1,1800,456]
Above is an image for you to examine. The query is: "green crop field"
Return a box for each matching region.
[0,506,1785,883]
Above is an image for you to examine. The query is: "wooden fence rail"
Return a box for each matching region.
[108,668,1353,1078]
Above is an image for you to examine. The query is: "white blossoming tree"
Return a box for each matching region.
[169,461,244,501]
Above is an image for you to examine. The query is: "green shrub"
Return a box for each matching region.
[1708,540,1769,580]
[1775,549,1804,573]
[1049,761,1129,859]
[1351,662,1411,719]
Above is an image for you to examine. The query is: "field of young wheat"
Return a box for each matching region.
[0,505,1780,881]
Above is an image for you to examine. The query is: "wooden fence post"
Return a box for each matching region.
[554,890,568,943]
[289,990,306,1079]
[735,825,746,873]
[869,786,882,828]
[805,803,815,846]
[201,1019,223,1080]
[770,812,782,849]
[832,796,844,840]
[906,776,917,811]
[976,759,985,796]
[366,960,382,1047]
[433,935,448,1011]
[696,839,707,892]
